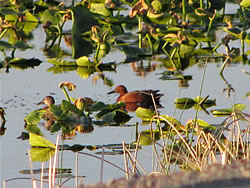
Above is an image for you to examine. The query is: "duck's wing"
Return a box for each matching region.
[138,90,164,98]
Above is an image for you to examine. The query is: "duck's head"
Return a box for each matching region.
[108,85,128,95]
[37,96,55,107]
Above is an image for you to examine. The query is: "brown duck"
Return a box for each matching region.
[108,85,163,111]
[37,96,55,108]
[37,96,57,121]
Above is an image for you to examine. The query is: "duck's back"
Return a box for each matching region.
[118,90,163,104]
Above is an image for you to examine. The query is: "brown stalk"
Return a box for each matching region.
[78,152,127,173]
[233,112,245,158]
[3,178,50,187]
[151,93,168,172]
[123,144,147,175]
[149,117,166,172]
[159,116,199,163]
[122,141,129,179]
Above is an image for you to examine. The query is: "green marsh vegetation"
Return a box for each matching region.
[1,0,249,187]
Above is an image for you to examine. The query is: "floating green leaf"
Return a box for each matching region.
[113,110,131,124]
[175,98,195,109]
[86,145,98,151]
[195,96,216,105]
[89,101,107,111]
[69,144,85,152]
[25,124,44,136]
[19,167,71,174]
[76,56,94,67]
[187,119,216,131]
[211,104,247,116]
[135,107,156,120]
[29,133,56,149]
[175,102,194,110]
[138,130,160,146]
[233,104,247,112]
[96,102,125,118]
[24,109,46,125]
[98,109,131,125]
[175,98,196,104]
[100,111,116,124]
[160,115,185,131]
[196,119,216,131]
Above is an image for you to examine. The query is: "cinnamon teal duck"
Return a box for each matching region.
[37,96,55,109]
[37,96,57,121]
[108,85,163,111]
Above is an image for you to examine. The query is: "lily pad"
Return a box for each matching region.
[138,130,160,146]
[96,104,131,125]
[135,107,156,121]
[68,144,85,152]
[186,119,216,131]
[96,102,125,118]
[90,101,107,111]
[211,104,247,116]
[29,133,56,149]
[24,109,46,125]
[76,56,94,67]
[25,124,44,136]
[175,98,196,104]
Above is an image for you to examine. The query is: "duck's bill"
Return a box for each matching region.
[107,90,115,94]
[37,101,45,105]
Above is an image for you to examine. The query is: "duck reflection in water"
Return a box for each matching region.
[108,85,164,112]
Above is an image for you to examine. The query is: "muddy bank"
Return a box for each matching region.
[85,160,250,188]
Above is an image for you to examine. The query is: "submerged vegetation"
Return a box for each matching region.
[1,0,249,187]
